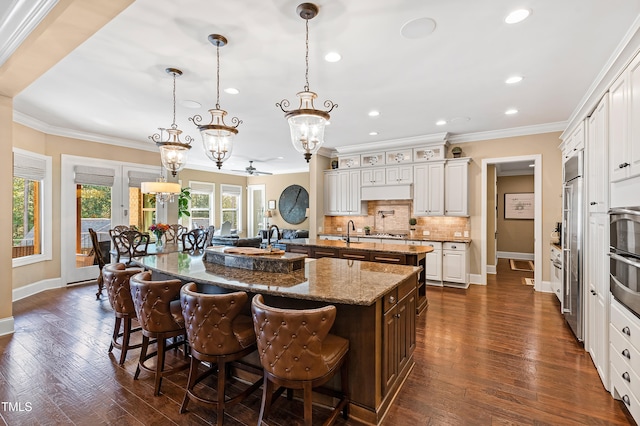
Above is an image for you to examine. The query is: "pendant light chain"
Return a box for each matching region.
[304,18,310,92]
[171,71,177,128]
[216,43,221,110]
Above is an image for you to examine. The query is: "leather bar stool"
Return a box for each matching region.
[129,271,189,395]
[179,283,263,425]
[102,263,144,365]
[251,294,350,426]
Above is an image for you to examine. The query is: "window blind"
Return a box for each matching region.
[13,151,47,181]
[128,171,161,188]
[190,182,214,193]
[74,165,116,186]
[221,184,242,196]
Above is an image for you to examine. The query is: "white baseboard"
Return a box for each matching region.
[0,316,15,336]
[469,273,484,285]
[497,251,534,261]
[537,280,552,293]
[487,264,496,274]
[12,277,63,302]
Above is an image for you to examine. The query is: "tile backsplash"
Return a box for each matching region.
[323,200,469,239]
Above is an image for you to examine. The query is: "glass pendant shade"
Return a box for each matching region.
[158,128,190,175]
[197,108,237,169]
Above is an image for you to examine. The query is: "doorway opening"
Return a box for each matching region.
[481,155,542,291]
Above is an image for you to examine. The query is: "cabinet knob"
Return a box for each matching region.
[623,349,631,359]
[623,395,631,406]
[590,289,596,295]
[590,202,597,205]
[389,296,396,304]
[623,326,631,336]
[623,371,631,383]
[620,162,630,168]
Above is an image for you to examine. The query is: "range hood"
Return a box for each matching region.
[361,184,413,201]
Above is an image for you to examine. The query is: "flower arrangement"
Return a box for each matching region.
[149,223,170,244]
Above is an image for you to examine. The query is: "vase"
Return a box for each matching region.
[155,233,163,247]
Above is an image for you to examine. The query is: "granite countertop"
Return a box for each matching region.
[316,233,472,244]
[281,238,436,254]
[133,252,420,306]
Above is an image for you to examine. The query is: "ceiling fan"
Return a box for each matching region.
[232,161,273,176]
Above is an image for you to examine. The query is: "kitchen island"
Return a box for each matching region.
[134,250,421,425]
[281,238,433,314]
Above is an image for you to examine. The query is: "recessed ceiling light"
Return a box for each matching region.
[181,100,201,109]
[505,9,531,24]
[224,87,239,95]
[369,131,378,136]
[401,17,437,39]
[324,52,341,62]
[368,110,380,117]
[505,108,518,115]
[277,156,284,160]
[435,120,447,126]
[505,76,523,84]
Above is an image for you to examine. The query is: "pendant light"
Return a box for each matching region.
[148,68,193,176]
[190,34,241,169]
[277,3,337,163]
[140,167,181,205]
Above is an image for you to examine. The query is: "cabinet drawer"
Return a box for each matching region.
[371,253,406,264]
[611,325,640,385]
[443,242,465,251]
[383,288,398,314]
[312,247,339,258]
[288,246,311,256]
[398,277,415,301]
[423,241,443,250]
[340,250,370,261]
[611,299,640,353]
[611,361,640,422]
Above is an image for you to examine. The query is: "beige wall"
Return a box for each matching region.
[1,96,13,322]
[247,172,311,230]
[497,175,535,254]
[454,131,563,282]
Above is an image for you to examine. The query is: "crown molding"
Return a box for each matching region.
[334,132,449,155]
[0,0,59,68]
[14,110,156,152]
[447,121,566,144]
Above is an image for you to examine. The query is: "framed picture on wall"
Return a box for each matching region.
[268,200,276,209]
[504,193,534,219]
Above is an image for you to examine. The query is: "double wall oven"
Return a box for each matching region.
[610,207,640,317]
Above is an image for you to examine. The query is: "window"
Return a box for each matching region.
[12,149,52,266]
[128,170,161,232]
[221,184,242,232]
[189,182,215,229]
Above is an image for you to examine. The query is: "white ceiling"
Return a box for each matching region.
[9,0,640,175]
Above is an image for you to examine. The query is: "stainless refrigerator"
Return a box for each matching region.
[562,151,583,341]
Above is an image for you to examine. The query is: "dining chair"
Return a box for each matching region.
[165,224,188,244]
[219,221,232,236]
[182,228,207,252]
[89,228,108,299]
[111,230,150,265]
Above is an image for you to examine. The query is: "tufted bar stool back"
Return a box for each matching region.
[129,271,189,395]
[251,294,350,426]
[179,283,262,424]
[102,263,144,365]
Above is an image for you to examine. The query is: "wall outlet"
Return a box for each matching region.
[454,231,462,237]
[357,228,362,233]
[422,230,430,236]
[464,231,469,238]
[318,226,323,232]
[337,227,342,232]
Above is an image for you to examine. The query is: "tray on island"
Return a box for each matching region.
[204,246,306,273]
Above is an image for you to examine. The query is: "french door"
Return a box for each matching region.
[61,155,164,284]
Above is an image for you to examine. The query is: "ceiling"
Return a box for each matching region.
[7,0,640,175]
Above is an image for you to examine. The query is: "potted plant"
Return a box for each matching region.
[451,146,462,158]
[178,187,191,220]
[409,218,417,230]
[363,226,371,235]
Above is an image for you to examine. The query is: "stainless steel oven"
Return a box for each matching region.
[610,207,640,317]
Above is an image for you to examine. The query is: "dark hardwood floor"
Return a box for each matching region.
[0,259,634,425]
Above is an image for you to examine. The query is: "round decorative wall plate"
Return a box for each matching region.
[278,184,309,225]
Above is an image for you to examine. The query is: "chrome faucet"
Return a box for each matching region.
[267,224,280,246]
[346,220,355,243]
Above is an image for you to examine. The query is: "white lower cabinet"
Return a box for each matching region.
[610,299,640,423]
[549,245,562,304]
[423,242,442,282]
[442,242,469,286]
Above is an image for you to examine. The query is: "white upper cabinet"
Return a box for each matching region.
[444,158,470,216]
[562,122,585,163]
[324,170,366,216]
[587,96,609,213]
[413,162,444,216]
[362,168,386,186]
[609,52,640,182]
[385,165,413,184]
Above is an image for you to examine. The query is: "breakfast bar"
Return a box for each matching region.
[134,249,421,425]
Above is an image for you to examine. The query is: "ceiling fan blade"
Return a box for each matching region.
[254,170,273,175]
